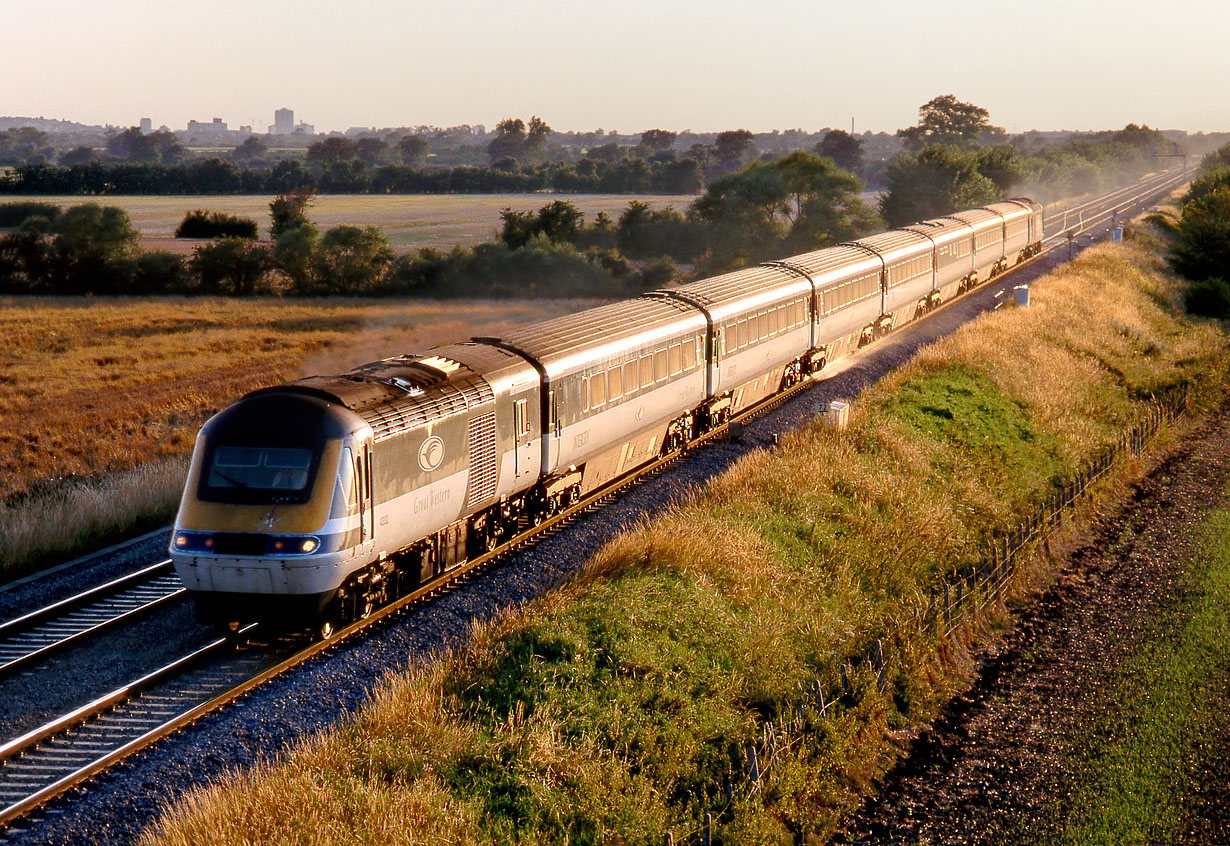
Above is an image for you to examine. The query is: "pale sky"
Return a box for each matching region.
[4,0,1225,135]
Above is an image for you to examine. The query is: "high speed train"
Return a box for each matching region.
[170,199,1043,636]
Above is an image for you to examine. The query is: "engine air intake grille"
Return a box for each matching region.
[465,412,498,506]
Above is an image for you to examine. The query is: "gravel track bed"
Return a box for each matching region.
[832,400,1230,844]
[0,246,1085,844]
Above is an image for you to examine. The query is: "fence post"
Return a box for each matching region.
[944,581,950,624]
[702,813,712,846]
[813,679,825,715]
[746,744,760,793]
[664,833,674,846]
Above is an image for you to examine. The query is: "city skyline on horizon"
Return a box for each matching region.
[5,0,1226,137]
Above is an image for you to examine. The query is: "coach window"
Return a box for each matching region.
[682,338,696,371]
[736,319,747,350]
[668,343,681,375]
[590,371,606,408]
[624,361,638,395]
[640,355,653,389]
[654,348,668,381]
[607,366,622,402]
[758,311,769,339]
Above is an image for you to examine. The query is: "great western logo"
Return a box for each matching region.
[418,436,445,472]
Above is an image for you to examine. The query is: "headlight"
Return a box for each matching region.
[270,536,321,555]
[172,531,214,552]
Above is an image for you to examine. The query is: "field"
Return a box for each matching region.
[0,296,602,573]
[0,194,697,255]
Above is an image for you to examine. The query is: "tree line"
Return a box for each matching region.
[0,149,884,298]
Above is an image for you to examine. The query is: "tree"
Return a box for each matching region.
[771,151,880,250]
[713,129,755,173]
[269,190,315,239]
[398,135,430,166]
[975,145,1022,194]
[1112,123,1167,154]
[311,225,394,294]
[58,146,96,166]
[898,95,1005,151]
[0,217,55,293]
[355,138,388,166]
[191,238,274,296]
[525,116,551,162]
[1170,170,1230,283]
[487,118,527,163]
[639,129,677,154]
[307,137,359,167]
[268,160,315,193]
[499,201,583,249]
[814,129,863,173]
[879,145,1000,227]
[231,136,269,163]
[273,222,319,294]
[52,203,139,294]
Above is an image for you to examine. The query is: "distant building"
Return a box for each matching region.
[273,108,294,136]
[139,117,152,134]
[293,122,315,135]
[187,117,228,133]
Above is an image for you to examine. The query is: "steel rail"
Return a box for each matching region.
[0,168,1187,832]
[0,561,185,678]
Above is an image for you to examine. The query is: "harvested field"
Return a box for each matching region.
[0,194,697,255]
[0,296,600,574]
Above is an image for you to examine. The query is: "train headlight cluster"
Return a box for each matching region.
[270,536,321,554]
[173,531,214,552]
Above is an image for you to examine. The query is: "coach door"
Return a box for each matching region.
[355,443,373,544]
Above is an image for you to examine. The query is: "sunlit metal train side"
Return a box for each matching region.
[170,199,1043,634]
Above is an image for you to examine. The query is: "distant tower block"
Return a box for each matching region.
[274,108,293,136]
[139,117,152,134]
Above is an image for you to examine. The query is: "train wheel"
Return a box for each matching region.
[315,616,336,641]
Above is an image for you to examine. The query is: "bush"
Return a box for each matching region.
[175,210,258,239]
[1170,185,1230,282]
[1184,277,1230,319]
[0,201,61,228]
[132,251,189,294]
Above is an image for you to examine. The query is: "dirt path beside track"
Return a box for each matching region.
[833,399,1230,845]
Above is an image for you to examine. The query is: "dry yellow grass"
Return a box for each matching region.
[138,240,1228,844]
[0,296,599,574]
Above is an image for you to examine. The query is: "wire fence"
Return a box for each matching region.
[666,382,1189,844]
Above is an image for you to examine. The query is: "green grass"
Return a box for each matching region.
[1062,484,1230,845]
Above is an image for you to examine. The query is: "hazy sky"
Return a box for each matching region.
[5,0,1224,135]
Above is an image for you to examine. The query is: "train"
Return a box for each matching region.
[170,199,1044,637]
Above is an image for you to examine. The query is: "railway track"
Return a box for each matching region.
[0,168,1191,833]
[0,561,184,678]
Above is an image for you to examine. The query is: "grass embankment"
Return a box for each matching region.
[0,297,593,580]
[1062,486,1230,844]
[141,240,1228,845]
